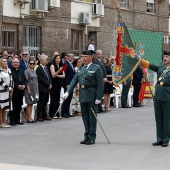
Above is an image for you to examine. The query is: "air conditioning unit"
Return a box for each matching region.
[92,4,104,16]
[162,36,169,44]
[48,0,60,8]
[79,12,91,25]
[30,0,48,12]
[14,0,30,4]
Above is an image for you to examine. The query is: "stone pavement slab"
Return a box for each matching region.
[0,100,170,170]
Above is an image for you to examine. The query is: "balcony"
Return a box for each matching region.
[72,0,101,4]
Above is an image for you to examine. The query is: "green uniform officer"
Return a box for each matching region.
[63,50,104,145]
[141,51,170,147]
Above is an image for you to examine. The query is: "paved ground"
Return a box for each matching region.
[0,100,170,170]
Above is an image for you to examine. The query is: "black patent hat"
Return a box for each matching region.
[82,50,96,55]
[163,51,170,56]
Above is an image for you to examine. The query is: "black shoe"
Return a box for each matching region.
[133,104,141,107]
[10,122,16,126]
[27,120,34,123]
[62,114,70,118]
[122,105,131,108]
[80,139,88,144]
[99,109,106,113]
[16,122,24,125]
[152,141,163,146]
[162,143,169,147]
[43,117,52,120]
[69,114,75,117]
[86,140,95,145]
[96,110,101,113]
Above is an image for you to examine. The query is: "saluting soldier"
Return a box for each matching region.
[141,51,170,147]
[63,50,104,145]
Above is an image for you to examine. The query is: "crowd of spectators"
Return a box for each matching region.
[0,49,148,128]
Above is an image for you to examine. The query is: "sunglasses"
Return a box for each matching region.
[29,63,35,65]
[22,54,28,55]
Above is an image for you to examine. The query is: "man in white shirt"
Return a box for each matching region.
[88,39,95,51]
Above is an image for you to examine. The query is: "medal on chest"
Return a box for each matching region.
[159,77,162,81]
[160,82,164,86]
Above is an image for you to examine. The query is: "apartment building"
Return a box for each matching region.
[0,0,169,59]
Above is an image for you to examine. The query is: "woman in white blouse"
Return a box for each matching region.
[0,57,13,128]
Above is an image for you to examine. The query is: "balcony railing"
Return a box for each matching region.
[73,0,99,4]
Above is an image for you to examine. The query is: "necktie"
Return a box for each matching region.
[25,61,28,68]
[44,67,49,80]
[70,63,74,70]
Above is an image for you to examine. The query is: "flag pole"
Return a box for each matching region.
[113,0,119,11]
[141,67,154,98]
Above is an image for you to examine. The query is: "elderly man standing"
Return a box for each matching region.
[93,50,107,113]
[36,55,52,121]
[63,50,103,145]
[10,58,26,125]
[141,51,170,147]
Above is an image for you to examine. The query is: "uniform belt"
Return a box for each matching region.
[157,82,170,87]
[80,85,96,89]
[107,75,112,77]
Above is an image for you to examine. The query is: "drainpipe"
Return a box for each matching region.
[157,0,159,31]
[133,0,135,29]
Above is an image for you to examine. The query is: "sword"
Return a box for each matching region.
[46,99,64,129]
[91,107,110,144]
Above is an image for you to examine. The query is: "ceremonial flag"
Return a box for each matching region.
[112,11,140,85]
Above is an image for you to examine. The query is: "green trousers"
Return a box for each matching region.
[154,100,170,143]
[80,102,97,141]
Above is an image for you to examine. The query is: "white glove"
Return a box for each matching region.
[63,92,69,100]
[95,100,101,104]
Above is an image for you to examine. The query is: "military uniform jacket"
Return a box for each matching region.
[67,63,104,102]
[149,63,170,101]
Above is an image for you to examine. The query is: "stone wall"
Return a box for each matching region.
[0,0,169,55]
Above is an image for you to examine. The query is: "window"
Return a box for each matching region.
[71,30,83,56]
[147,1,156,14]
[118,0,128,9]
[23,26,40,56]
[2,23,19,52]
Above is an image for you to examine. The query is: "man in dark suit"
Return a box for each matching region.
[19,51,29,71]
[36,55,52,121]
[121,78,131,108]
[132,65,143,107]
[93,49,107,112]
[61,53,75,118]
[10,59,26,126]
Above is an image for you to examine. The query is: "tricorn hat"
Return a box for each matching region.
[163,51,170,56]
[82,50,96,55]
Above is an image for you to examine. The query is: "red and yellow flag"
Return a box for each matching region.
[112,11,140,85]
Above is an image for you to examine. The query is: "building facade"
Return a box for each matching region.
[0,0,169,58]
